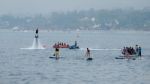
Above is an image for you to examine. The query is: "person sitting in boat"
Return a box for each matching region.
[123,47,136,55]
[131,47,136,55]
[64,43,66,46]
[67,44,69,47]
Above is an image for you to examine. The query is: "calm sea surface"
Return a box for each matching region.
[0,30,150,84]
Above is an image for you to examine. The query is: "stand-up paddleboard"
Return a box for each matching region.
[49,56,64,59]
[115,57,125,59]
[87,58,93,60]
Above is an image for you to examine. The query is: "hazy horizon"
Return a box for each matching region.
[0,0,150,15]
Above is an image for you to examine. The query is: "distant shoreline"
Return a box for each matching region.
[0,29,150,33]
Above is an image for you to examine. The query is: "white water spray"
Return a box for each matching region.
[21,28,45,50]
[21,38,45,49]
[30,38,45,49]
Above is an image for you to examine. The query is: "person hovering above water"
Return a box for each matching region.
[35,28,38,38]
[36,28,38,34]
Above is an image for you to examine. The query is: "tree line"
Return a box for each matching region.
[0,8,150,30]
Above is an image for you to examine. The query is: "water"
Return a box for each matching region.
[0,31,150,84]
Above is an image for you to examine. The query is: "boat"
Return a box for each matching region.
[69,45,79,49]
[69,41,79,49]
[53,43,69,48]
[115,55,138,60]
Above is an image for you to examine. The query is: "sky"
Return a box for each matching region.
[0,0,150,15]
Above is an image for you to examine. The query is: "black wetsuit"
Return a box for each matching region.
[35,29,38,38]
[56,48,59,52]
[36,29,38,34]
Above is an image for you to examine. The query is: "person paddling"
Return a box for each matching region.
[86,48,92,60]
[86,48,90,57]
[54,48,60,59]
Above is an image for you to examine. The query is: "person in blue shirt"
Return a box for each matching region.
[138,46,142,57]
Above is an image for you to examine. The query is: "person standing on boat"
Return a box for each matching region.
[122,47,126,55]
[138,46,142,57]
[135,45,139,56]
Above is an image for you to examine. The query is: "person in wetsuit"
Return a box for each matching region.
[35,28,38,38]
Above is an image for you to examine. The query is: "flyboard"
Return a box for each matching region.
[49,56,64,59]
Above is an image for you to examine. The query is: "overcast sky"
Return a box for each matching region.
[0,0,150,15]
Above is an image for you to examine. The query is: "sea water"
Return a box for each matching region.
[0,30,150,84]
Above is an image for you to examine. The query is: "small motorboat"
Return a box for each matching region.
[69,41,79,49]
[69,45,79,49]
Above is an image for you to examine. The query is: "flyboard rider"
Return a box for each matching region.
[35,28,38,38]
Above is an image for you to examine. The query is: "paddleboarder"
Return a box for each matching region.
[54,48,60,59]
[86,48,92,60]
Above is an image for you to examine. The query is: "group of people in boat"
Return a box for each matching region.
[53,42,69,48]
[53,41,80,49]
[122,45,141,57]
